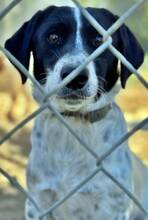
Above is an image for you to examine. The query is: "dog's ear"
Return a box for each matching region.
[118,24,144,88]
[5,11,43,84]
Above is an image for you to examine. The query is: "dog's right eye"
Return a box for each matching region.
[48,34,62,45]
[92,36,103,48]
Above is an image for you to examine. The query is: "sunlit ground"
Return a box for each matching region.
[0,52,147,220]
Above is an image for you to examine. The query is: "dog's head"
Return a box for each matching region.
[5,6,144,114]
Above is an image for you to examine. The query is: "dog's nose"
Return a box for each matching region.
[61,66,88,90]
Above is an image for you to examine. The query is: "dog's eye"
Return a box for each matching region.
[48,34,61,45]
[92,36,103,47]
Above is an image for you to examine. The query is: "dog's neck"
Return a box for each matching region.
[61,104,111,123]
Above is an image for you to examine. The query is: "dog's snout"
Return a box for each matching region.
[61,66,88,90]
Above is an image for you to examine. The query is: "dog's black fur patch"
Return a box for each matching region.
[5,6,144,89]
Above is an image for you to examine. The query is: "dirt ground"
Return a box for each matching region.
[0,65,148,219]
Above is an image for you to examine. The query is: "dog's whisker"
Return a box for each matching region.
[97,86,106,94]
[97,76,106,83]
[39,72,47,76]
[49,48,60,59]
[39,77,47,84]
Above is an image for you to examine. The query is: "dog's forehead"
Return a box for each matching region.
[42,6,116,28]
[42,6,76,24]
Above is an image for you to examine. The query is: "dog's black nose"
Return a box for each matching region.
[61,66,88,90]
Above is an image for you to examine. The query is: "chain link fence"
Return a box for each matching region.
[0,0,148,219]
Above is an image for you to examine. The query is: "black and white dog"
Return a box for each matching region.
[5,6,148,220]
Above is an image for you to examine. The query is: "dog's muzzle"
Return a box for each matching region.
[57,65,90,101]
[61,66,89,91]
[54,63,100,115]
[51,64,111,122]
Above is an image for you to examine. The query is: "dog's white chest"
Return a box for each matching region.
[26,109,132,220]
[29,116,99,191]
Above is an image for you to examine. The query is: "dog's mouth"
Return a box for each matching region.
[56,94,88,111]
[57,86,90,100]
[57,92,89,101]
[55,88,98,113]
[54,91,111,122]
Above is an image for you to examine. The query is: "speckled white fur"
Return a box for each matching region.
[26,7,148,220]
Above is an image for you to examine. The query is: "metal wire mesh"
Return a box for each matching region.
[0,0,148,219]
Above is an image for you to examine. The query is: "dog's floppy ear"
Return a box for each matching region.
[118,24,144,88]
[5,11,43,84]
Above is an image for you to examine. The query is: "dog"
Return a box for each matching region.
[5,5,148,220]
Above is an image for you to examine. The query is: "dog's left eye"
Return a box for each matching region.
[92,36,103,47]
[48,34,61,45]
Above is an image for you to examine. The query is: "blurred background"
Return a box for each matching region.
[0,0,147,219]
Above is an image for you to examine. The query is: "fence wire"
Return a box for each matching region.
[0,0,148,220]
